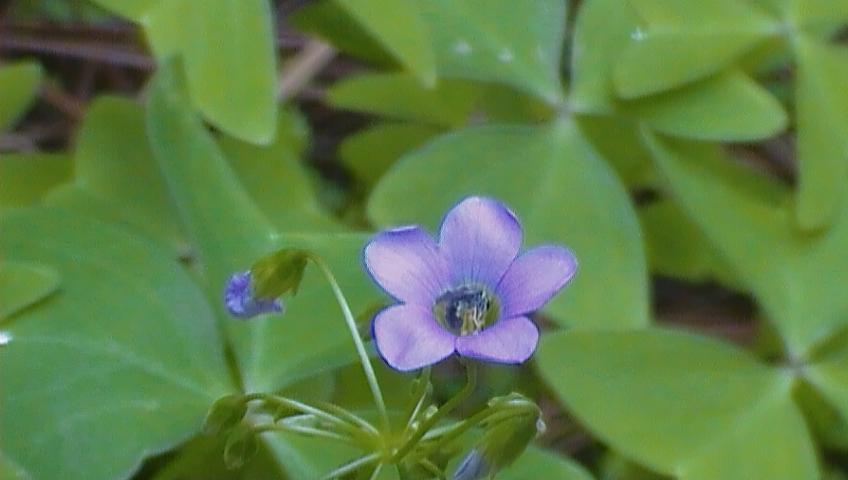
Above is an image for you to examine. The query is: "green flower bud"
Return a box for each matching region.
[453,394,542,479]
[250,248,310,298]
[224,424,259,470]
[202,394,248,436]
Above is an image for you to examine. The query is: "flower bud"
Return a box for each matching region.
[250,248,310,298]
[203,394,248,436]
[224,424,259,469]
[224,271,284,319]
[453,394,542,479]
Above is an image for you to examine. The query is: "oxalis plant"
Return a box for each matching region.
[208,196,577,479]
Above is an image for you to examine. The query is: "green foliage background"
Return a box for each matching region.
[3,0,848,478]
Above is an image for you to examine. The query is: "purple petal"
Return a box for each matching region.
[364,226,451,305]
[372,304,456,371]
[439,196,522,288]
[455,316,539,364]
[224,271,284,319]
[497,245,577,318]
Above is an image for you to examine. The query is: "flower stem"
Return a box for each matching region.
[308,254,390,432]
[391,362,478,462]
[321,452,381,479]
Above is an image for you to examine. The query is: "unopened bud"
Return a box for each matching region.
[202,394,248,436]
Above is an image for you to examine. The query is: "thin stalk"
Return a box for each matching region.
[244,394,372,444]
[368,463,385,480]
[321,453,381,479]
[316,400,380,437]
[309,254,390,432]
[253,423,354,445]
[391,363,477,462]
[405,368,433,430]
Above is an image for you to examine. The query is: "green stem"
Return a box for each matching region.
[392,362,478,462]
[368,463,385,480]
[252,423,355,445]
[308,254,390,432]
[405,367,432,429]
[244,393,373,444]
[321,453,381,479]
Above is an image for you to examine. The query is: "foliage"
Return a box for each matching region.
[3,0,848,478]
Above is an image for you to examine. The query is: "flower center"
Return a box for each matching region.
[433,285,500,336]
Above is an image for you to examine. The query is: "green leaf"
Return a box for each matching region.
[569,0,641,113]
[0,452,30,480]
[45,96,184,251]
[369,120,649,329]
[576,115,657,188]
[0,153,72,212]
[327,73,477,127]
[289,0,396,66]
[0,209,233,480]
[143,0,277,144]
[537,328,818,479]
[147,63,380,392]
[335,0,436,85]
[500,446,594,480]
[646,133,848,357]
[88,0,160,19]
[218,108,344,232]
[793,38,848,230]
[0,261,59,321]
[0,61,42,131]
[639,199,736,285]
[417,0,567,104]
[340,122,442,187]
[623,70,788,141]
[613,0,778,98]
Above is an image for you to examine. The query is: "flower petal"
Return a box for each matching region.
[497,245,577,318]
[455,316,539,364]
[364,226,450,305]
[439,196,522,288]
[372,304,456,371]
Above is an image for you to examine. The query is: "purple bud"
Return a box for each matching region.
[224,271,284,319]
[453,449,491,480]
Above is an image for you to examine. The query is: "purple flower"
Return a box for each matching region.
[364,196,577,371]
[224,271,284,319]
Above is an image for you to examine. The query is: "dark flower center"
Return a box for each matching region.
[433,284,500,336]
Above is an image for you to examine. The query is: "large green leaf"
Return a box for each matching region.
[369,120,649,329]
[416,0,567,104]
[146,63,379,392]
[88,0,160,19]
[0,153,72,212]
[218,108,343,233]
[0,61,42,131]
[537,328,818,479]
[613,0,778,98]
[646,133,848,357]
[623,70,787,141]
[143,0,277,144]
[500,447,594,480]
[0,261,60,321]
[335,0,436,85]
[340,122,442,187]
[0,209,233,480]
[793,38,848,231]
[639,199,736,285]
[45,96,184,252]
[289,0,396,66]
[327,73,477,128]
[569,0,640,113]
